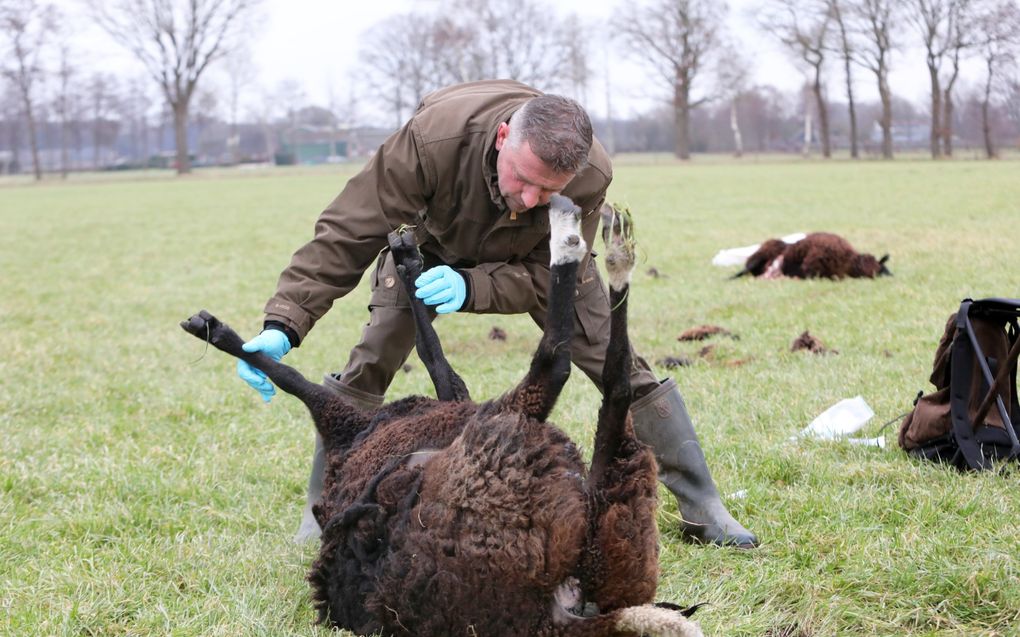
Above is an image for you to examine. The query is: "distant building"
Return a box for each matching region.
[870,120,929,148]
[276,125,393,165]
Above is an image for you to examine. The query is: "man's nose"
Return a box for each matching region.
[522,187,540,209]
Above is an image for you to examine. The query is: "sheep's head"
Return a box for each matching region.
[851,253,892,278]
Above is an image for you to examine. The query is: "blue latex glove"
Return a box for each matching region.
[415,265,467,314]
[237,329,292,403]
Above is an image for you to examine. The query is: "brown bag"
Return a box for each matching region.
[898,298,1020,470]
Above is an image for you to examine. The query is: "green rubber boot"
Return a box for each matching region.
[630,378,758,548]
[292,374,385,543]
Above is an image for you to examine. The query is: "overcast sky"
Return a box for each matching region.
[56,0,987,122]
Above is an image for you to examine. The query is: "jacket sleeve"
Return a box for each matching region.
[263,122,433,343]
[460,193,605,314]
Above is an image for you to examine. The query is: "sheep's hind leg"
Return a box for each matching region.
[387,229,470,402]
[493,195,586,422]
[584,206,661,611]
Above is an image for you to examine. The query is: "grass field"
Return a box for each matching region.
[2,158,1019,636]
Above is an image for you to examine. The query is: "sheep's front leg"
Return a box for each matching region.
[496,195,585,421]
[583,206,661,611]
[387,229,471,402]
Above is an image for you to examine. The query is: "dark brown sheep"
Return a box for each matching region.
[733,232,891,280]
[180,196,701,636]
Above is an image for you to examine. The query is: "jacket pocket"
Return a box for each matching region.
[368,250,410,309]
[573,258,610,346]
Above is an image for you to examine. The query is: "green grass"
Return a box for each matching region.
[2,158,1019,636]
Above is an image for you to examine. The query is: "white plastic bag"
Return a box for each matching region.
[795,395,875,441]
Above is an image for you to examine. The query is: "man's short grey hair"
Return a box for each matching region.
[507,95,593,174]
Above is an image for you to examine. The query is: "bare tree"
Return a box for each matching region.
[358,13,449,127]
[975,0,1020,158]
[357,1,589,127]
[938,0,980,155]
[53,41,76,177]
[1,0,56,180]
[121,76,153,168]
[222,48,255,163]
[88,73,119,169]
[849,0,902,159]
[828,0,861,157]
[761,0,834,157]
[616,0,728,159]
[1004,74,1020,138]
[907,0,973,157]
[910,0,949,157]
[562,14,592,104]
[1,82,23,171]
[88,0,261,175]
[716,41,752,157]
[448,0,582,90]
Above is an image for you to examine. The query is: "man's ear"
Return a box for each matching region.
[494,122,509,151]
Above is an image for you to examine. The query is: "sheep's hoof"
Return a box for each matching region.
[601,203,636,286]
[180,310,219,339]
[548,196,586,264]
[387,229,422,272]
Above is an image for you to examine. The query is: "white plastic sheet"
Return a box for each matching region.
[711,232,807,267]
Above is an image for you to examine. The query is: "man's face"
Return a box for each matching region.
[494,122,575,214]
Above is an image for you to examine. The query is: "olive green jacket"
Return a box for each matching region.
[264,79,612,344]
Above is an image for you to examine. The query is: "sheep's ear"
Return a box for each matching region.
[878,254,893,276]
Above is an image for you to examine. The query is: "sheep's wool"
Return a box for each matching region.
[614,605,704,637]
[548,195,587,266]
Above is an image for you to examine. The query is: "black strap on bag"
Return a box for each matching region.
[948,298,1020,470]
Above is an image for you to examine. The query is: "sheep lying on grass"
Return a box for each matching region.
[180,195,701,637]
[732,232,891,280]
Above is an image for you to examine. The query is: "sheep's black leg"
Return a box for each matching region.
[180,311,337,414]
[493,195,585,422]
[387,230,471,402]
[733,237,785,279]
[588,207,636,483]
[581,207,662,612]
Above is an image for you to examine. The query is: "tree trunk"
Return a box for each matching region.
[941,92,955,156]
[803,107,812,157]
[24,102,42,181]
[141,115,150,170]
[813,65,831,158]
[673,76,691,160]
[926,57,942,158]
[173,101,192,175]
[843,55,858,159]
[982,58,996,159]
[61,117,69,179]
[10,122,21,172]
[878,71,894,159]
[93,119,101,170]
[16,82,43,180]
[942,53,961,157]
[730,99,743,158]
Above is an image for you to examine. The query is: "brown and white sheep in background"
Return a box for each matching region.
[732,232,891,280]
[180,196,702,637]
